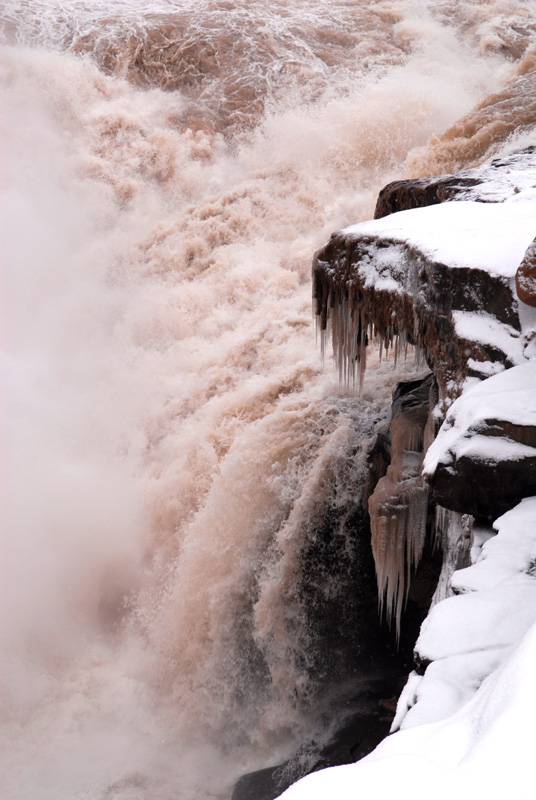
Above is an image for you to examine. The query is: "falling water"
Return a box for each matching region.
[2,1,536,798]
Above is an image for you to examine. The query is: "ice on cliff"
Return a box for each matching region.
[279,378,536,799]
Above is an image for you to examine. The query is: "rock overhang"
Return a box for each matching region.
[314,156,536,399]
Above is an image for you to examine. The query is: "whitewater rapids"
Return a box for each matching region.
[2,1,536,797]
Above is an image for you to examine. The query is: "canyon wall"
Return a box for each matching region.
[235,146,536,800]
[311,145,536,744]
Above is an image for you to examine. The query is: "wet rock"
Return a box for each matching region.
[232,378,444,800]
[375,174,483,219]
[516,236,536,307]
[231,684,401,800]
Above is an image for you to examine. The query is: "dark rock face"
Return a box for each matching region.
[429,416,536,521]
[516,236,536,307]
[231,695,396,800]
[375,146,536,219]
[231,378,443,800]
[431,450,536,520]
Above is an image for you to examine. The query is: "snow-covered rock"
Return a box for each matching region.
[375,146,536,218]
[396,498,536,730]
[288,149,536,800]
[314,170,536,397]
[423,361,536,519]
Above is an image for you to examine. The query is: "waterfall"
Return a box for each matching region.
[2,1,535,797]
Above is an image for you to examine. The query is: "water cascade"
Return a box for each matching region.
[3,2,536,798]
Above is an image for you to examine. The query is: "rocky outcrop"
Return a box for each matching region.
[423,362,536,520]
[374,146,536,218]
[236,151,536,800]
[516,236,536,307]
[314,179,536,399]
[309,151,536,779]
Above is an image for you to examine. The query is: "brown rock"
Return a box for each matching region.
[516,237,536,307]
[374,147,536,219]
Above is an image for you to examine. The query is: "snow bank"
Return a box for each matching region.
[278,497,536,800]
[279,615,536,799]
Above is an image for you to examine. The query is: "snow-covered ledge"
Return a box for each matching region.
[423,360,536,519]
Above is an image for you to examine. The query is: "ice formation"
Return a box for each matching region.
[368,397,431,639]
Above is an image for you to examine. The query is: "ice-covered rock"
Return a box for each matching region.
[314,186,536,398]
[369,374,434,637]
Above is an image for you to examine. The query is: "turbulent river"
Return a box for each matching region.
[2,1,536,798]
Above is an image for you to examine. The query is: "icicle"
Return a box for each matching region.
[369,474,429,642]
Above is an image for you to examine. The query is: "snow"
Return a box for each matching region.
[452,497,536,593]
[423,360,536,478]
[458,151,536,203]
[278,618,536,799]
[354,241,406,292]
[416,577,536,663]
[277,496,536,800]
[446,433,536,463]
[466,357,504,377]
[452,310,524,366]
[343,199,536,278]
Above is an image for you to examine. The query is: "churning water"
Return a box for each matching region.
[2,1,536,797]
